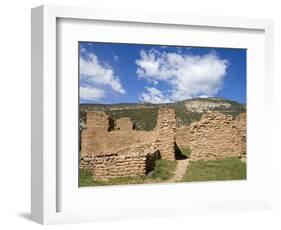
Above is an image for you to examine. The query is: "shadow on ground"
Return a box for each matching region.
[175,144,188,160]
[18,212,32,221]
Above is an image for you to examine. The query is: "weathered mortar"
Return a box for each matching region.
[116,117,133,131]
[176,111,246,161]
[156,108,177,161]
[80,142,160,180]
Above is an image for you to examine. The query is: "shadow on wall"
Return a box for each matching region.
[145,150,161,173]
[175,143,188,160]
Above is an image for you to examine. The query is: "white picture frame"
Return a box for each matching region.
[31,5,274,225]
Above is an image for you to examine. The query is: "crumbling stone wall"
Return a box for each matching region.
[156,108,177,161]
[80,109,176,180]
[80,111,114,155]
[176,111,246,161]
[234,113,246,157]
[80,108,246,180]
[80,128,95,155]
[80,111,156,157]
[116,117,133,131]
[80,142,160,180]
[86,111,114,131]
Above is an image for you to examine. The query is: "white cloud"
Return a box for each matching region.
[80,53,125,94]
[80,46,87,54]
[80,86,105,102]
[136,49,228,103]
[114,55,119,61]
[140,87,172,104]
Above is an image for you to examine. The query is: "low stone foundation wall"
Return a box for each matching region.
[80,142,160,180]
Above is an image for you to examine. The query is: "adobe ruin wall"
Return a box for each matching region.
[80,112,114,155]
[156,108,177,161]
[116,117,133,131]
[80,108,246,180]
[80,142,160,180]
[176,111,246,161]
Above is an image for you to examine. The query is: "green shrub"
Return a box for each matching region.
[175,107,202,126]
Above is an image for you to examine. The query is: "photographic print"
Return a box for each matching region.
[79,42,246,186]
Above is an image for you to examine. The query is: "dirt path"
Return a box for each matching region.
[169,159,190,182]
[241,157,247,163]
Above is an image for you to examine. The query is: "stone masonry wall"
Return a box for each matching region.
[116,117,133,131]
[80,110,170,180]
[80,109,246,180]
[234,113,246,157]
[80,142,160,180]
[80,129,95,155]
[176,111,246,161]
[80,111,114,156]
[156,108,177,161]
[86,111,114,131]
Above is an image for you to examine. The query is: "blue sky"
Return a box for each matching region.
[79,42,246,104]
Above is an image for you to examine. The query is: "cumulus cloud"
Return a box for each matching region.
[80,53,125,95]
[80,86,105,102]
[80,46,87,54]
[140,87,172,104]
[136,49,228,103]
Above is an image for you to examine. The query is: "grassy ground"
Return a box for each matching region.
[181,157,246,182]
[178,146,192,158]
[79,159,177,187]
[153,160,177,180]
